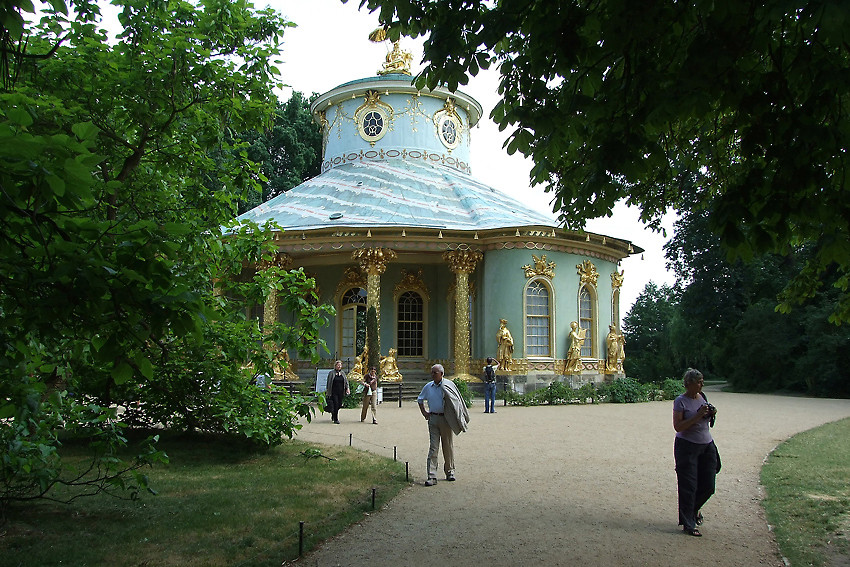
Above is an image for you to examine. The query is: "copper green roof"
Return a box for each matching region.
[237,159,557,232]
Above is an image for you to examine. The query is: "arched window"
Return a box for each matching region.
[340,287,367,358]
[579,285,596,357]
[525,279,552,357]
[397,291,424,357]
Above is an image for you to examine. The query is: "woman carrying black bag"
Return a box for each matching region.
[325,360,349,424]
[672,368,719,537]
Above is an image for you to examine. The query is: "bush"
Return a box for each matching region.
[453,379,474,408]
[575,382,600,404]
[542,381,574,405]
[604,377,647,403]
[659,378,684,400]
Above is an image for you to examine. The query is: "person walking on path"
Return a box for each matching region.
[673,368,719,537]
[483,357,499,413]
[360,367,378,424]
[326,360,349,424]
[418,364,469,485]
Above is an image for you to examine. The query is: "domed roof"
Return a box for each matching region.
[236,158,557,232]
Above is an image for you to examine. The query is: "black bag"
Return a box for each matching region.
[483,365,495,383]
[700,392,722,473]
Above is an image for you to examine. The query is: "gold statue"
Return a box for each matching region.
[605,324,626,373]
[275,351,299,381]
[565,321,586,374]
[348,345,369,381]
[380,348,403,382]
[378,40,413,75]
[348,355,364,381]
[496,319,514,371]
[369,28,413,75]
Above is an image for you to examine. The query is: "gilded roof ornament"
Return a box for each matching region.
[522,254,556,279]
[394,268,430,300]
[370,27,413,75]
[611,269,625,290]
[577,259,599,285]
[335,266,366,297]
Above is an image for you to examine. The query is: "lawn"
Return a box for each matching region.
[762,416,850,567]
[1,432,408,567]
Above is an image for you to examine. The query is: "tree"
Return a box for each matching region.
[237,91,324,214]
[622,283,681,382]
[1,0,333,511]
[355,0,850,322]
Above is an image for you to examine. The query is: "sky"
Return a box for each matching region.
[263,0,678,317]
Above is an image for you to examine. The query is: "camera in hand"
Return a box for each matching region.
[702,403,717,427]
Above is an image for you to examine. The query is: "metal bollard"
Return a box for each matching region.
[405,461,409,482]
[299,521,304,556]
[393,446,397,461]
[371,487,376,510]
[398,383,402,407]
[349,433,352,446]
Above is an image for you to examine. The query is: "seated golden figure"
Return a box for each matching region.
[274,351,299,381]
[348,355,364,381]
[380,348,403,382]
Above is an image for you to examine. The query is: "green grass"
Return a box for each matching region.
[761,417,850,567]
[1,432,408,567]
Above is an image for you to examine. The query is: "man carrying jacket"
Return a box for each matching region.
[417,363,469,486]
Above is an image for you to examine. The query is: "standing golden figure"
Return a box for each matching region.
[566,321,586,374]
[605,324,626,373]
[496,319,514,371]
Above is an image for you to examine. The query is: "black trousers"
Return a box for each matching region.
[674,437,717,530]
[329,391,344,421]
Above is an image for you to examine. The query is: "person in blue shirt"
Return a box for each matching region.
[417,364,455,486]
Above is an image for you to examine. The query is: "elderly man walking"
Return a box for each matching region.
[417,364,469,486]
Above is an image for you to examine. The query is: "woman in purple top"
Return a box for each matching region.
[673,368,718,537]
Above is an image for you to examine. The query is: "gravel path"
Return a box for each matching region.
[291,390,850,567]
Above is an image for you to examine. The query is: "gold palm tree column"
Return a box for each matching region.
[261,252,293,334]
[444,249,483,381]
[352,247,397,360]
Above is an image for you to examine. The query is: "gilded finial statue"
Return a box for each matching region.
[369,27,413,75]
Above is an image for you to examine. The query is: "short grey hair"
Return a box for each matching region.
[431,363,444,375]
[682,368,703,386]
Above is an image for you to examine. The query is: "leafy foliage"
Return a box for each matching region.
[0,0,333,511]
[622,282,682,383]
[620,202,850,396]
[236,92,324,214]
[357,0,850,322]
[452,379,473,408]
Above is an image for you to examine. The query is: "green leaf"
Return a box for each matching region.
[71,121,100,142]
[111,362,134,385]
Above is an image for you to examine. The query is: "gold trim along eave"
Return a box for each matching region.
[266,226,640,263]
[310,77,483,127]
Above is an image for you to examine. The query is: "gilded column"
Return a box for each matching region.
[261,252,292,334]
[352,247,397,356]
[444,249,483,381]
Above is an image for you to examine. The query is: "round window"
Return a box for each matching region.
[362,111,384,137]
[358,107,389,144]
[438,115,462,149]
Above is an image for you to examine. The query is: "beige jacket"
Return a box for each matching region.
[441,379,470,435]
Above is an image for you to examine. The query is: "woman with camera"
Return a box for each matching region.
[673,368,718,537]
